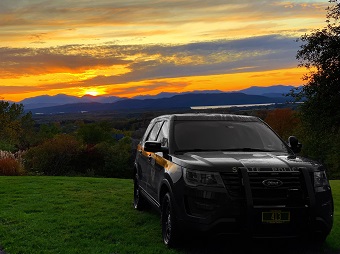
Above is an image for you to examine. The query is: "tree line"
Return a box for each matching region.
[0,101,150,178]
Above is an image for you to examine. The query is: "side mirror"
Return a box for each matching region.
[288,136,302,154]
[144,141,168,153]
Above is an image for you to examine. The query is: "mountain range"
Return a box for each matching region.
[20,94,123,110]
[20,85,300,114]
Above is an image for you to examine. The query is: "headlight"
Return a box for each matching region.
[183,168,224,187]
[314,171,329,188]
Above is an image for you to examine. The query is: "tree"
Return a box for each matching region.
[93,137,133,178]
[36,123,62,143]
[295,0,340,133]
[293,0,340,178]
[264,108,300,141]
[0,101,34,151]
[77,123,112,147]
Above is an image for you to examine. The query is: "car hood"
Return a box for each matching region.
[171,151,320,172]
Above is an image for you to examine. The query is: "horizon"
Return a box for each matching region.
[3,84,300,103]
[0,1,329,102]
[5,84,298,103]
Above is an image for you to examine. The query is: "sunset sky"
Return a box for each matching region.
[0,0,331,102]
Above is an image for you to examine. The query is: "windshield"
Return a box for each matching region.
[173,120,289,153]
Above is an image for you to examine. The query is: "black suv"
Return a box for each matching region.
[133,113,333,246]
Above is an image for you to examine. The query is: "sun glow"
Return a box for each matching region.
[82,87,106,97]
[86,90,100,96]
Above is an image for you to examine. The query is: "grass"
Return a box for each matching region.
[0,177,339,254]
[0,176,178,254]
[327,180,340,250]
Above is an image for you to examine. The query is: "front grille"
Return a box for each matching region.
[248,171,307,205]
[221,170,309,206]
[220,172,243,198]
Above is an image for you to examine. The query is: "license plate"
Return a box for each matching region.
[262,210,290,224]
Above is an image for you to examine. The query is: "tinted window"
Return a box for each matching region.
[147,121,163,142]
[157,121,169,147]
[141,121,154,143]
[173,120,288,152]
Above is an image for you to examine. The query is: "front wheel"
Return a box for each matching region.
[161,192,180,247]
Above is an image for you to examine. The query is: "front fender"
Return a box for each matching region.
[159,171,186,221]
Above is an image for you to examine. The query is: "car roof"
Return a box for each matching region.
[153,113,260,122]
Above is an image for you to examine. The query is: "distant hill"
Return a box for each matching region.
[132,92,179,100]
[29,92,291,114]
[19,85,300,111]
[21,94,122,109]
[132,90,223,100]
[238,85,300,97]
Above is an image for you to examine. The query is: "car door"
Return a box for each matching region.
[149,120,169,202]
[141,120,164,196]
[136,122,154,192]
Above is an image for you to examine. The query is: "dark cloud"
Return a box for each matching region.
[0,34,299,85]
[0,46,131,77]
[76,34,300,85]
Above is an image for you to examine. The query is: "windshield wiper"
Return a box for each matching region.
[220,148,271,152]
[175,148,231,154]
[174,148,281,154]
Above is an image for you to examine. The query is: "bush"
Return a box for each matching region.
[0,150,24,176]
[24,134,83,176]
[23,133,134,178]
[91,137,134,178]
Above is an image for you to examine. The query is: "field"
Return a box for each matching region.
[0,177,339,254]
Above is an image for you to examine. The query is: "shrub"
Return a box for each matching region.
[0,150,24,176]
[24,134,83,176]
[75,144,104,176]
[92,137,134,178]
[23,133,134,178]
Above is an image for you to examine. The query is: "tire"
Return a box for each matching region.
[133,173,145,210]
[161,192,180,247]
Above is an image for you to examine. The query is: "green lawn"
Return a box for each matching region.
[327,180,340,250]
[0,177,339,254]
[0,177,178,254]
